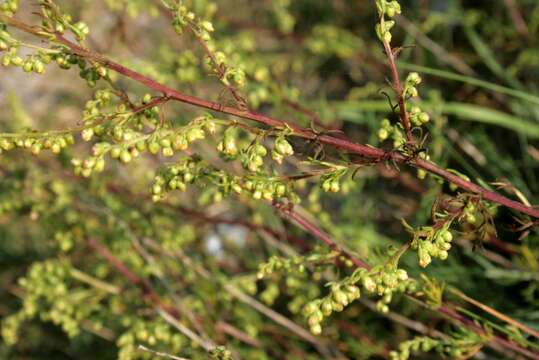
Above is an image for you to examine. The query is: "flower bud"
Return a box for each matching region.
[105,147,120,159]
[362,276,376,292]
[187,128,205,142]
[23,60,33,73]
[442,231,453,242]
[321,300,333,316]
[275,137,293,156]
[345,285,360,301]
[303,302,318,315]
[419,253,431,268]
[418,112,430,123]
[331,301,344,312]
[395,269,408,281]
[162,147,174,157]
[406,72,421,85]
[148,141,160,154]
[33,60,44,74]
[329,180,340,193]
[333,290,349,306]
[378,128,389,141]
[120,149,132,163]
[31,143,42,155]
[81,128,94,141]
[310,323,322,335]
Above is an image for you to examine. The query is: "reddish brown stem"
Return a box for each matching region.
[274,203,369,269]
[87,238,179,317]
[382,41,413,142]
[2,14,538,219]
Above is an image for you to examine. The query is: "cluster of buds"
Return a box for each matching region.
[72,155,105,178]
[0,0,18,15]
[0,133,74,155]
[38,0,89,41]
[462,200,478,225]
[377,118,405,148]
[217,128,239,157]
[79,111,212,175]
[257,251,340,280]
[52,51,84,71]
[116,319,186,360]
[168,1,248,91]
[83,89,114,120]
[169,3,196,36]
[82,93,161,144]
[151,158,201,202]
[0,29,19,59]
[363,267,415,313]
[404,72,422,98]
[303,283,361,335]
[302,266,415,335]
[243,177,294,202]
[71,21,90,41]
[1,39,53,76]
[375,0,401,43]
[320,169,347,193]
[411,226,454,268]
[209,346,233,360]
[390,336,440,360]
[148,125,206,157]
[241,142,267,172]
[17,259,89,338]
[271,135,294,164]
[408,105,430,126]
[79,64,108,88]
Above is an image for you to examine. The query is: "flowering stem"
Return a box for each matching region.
[1,13,538,220]
[382,40,413,142]
[276,206,539,358]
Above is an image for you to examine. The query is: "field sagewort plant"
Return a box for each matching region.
[0,0,538,359]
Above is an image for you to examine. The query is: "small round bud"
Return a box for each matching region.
[310,323,322,335]
[120,149,132,163]
[378,128,389,141]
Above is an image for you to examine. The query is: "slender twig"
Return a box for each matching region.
[143,239,342,360]
[449,287,539,340]
[381,39,413,142]
[138,345,190,360]
[503,0,530,39]
[86,238,217,352]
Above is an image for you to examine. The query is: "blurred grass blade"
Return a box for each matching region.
[398,63,539,106]
[336,101,539,138]
[464,26,523,90]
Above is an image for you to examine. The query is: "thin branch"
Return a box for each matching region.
[143,239,343,360]
[381,39,413,142]
[138,345,190,360]
[86,238,217,352]
[503,0,530,39]
[449,287,539,340]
